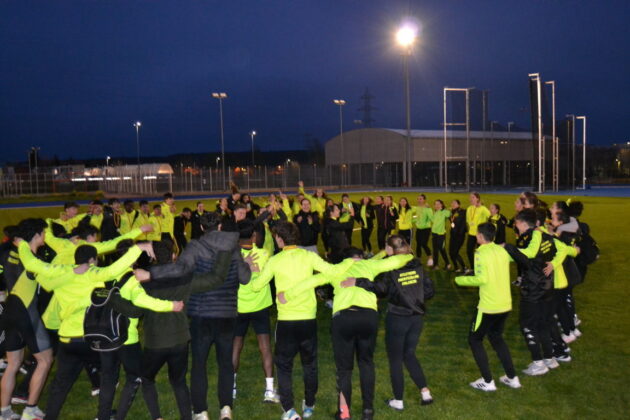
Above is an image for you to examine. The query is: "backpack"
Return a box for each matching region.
[576,222,599,266]
[83,272,133,352]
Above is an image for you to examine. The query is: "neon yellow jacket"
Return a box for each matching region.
[397,207,414,230]
[466,205,491,236]
[412,206,433,229]
[120,210,138,235]
[455,243,512,314]
[133,212,152,240]
[160,202,175,238]
[53,212,88,233]
[431,209,452,235]
[286,254,413,314]
[18,241,143,341]
[517,228,576,289]
[148,215,165,242]
[249,245,336,320]
[238,246,272,313]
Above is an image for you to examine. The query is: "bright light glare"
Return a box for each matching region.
[396,25,417,47]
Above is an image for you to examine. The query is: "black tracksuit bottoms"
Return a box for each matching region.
[361,227,373,252]
[45,340,101,420]
[275,319,318,412]
[449,234,466,271]
[142,344,192,420]
[468,310,516,382]
[97,342,143,420]
[466,235,478,269]
[519,300,553,361]
[190,317,236,413]
[415,228,432,258]
[331,309,378,411]
[385,313,427,400]
[431,233,449,267]
[377,227,390,250]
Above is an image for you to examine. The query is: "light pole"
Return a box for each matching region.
[580,116,587,189]
[566,114,576,190]
[133,121,142,193]
[506,122,514,185]
[528,73,544,193]
[31,146,40,194]
[212,92,228,190]
[333,99,346,184]
[396,23,417,186]
[545,81,558,191]
[488,121,498,187]
[249,130,257,167]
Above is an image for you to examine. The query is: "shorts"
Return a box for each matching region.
[234,307,271,337]
[4,296,51,354]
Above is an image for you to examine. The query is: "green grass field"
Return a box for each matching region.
[1,192,628,419]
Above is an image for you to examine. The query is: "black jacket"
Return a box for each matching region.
[325,217,354,256]
[190,210,209,240]
[148,230,250,318]
[355,204,376,230]
[504,228,556,302]
[491,214,508,244]
[294,211,320,247]
[375,205,398,231]
[100,206,120,241]
[357,258,430,316]
[450,208,467,238]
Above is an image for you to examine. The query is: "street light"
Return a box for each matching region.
[545,81,558,191]
[249,130,257,167]
[576,116,587,189]
[31,146,40,194]
[212,92,228,189]
[396,20,418,186]
[566,114,576,190]
[133,121,142,193]
[333,99,346,184]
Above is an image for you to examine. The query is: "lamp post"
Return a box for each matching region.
[31,146,40,194]
[545,80,558,191]
[576,116,587,189]
[396,22,417,186]
[249,130,257,167]
[212,92,228,190]
[566,114,576,190]
[488,121,498,187]
[333,99,346,184]
[133,121,142,193]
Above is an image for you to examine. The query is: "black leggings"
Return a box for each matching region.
[97,343,142,420]
[519,300,553,361]
[361,227,373,252]
[399,229,411,246]
[415,228,432,258]
[431,234,449,267]
[466,235,478,269]
[332,309,378,411]
[468,311,515,382]
[449,234,466,271]
[377,227,390,250]
[385,313,427,399]
[142,345,191,420]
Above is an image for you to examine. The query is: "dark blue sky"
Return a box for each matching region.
[1,0,628,162]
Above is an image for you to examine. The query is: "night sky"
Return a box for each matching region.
[1,0,628,163]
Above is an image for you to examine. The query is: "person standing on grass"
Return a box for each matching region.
[293,198,320,254]
[120,200,139,236]
[448,200,467,273]
[396,198,413,246]
[356,197,375,257]
[489,204,508,245]
[340,194,359,246]
[465,192,490,274]
[248,221,340,420]
[430,200,450,270]
[231,220,279,404]
[173,208,192,253]
[325,204,355,264]
[347,235,434,411]
[455,223,520,392]
[412,194,433,265]
[375,196,397,251]
[279,246,413,420]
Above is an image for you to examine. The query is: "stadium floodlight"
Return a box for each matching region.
[396,25,417,48]
[212,92,228,189]
[333,99,347,184]
[576,116,587,189]
[250,130,257,166]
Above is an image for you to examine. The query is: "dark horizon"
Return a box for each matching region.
[2,0,629,163]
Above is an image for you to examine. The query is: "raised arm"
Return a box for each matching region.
[92,227,145,255]
[92,246,143,283]
[17,241,74,290]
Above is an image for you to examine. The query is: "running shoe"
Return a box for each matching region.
[522,360,549,376]
[263,389,280,403]
[469,378,496,392]
[499,375,522,389]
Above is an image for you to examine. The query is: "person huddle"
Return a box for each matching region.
[0,184,596,420]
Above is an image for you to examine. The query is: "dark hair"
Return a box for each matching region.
[556,211,570,224]
[123,200,133,206]
[200,212,221,231]
[342,247,364,259]
[568,201,584,218]
[237,220,256,239]
[300,198,311,206]
[453,199,461,205]
[399,197,411,210]
[115,239,136,259]
[75,244,97,264]
[153,204,161,210]
[72,225,99,240]
[17,218,47,242]
[50,221,68,238]
[386,234,410,254]
[108,198,120,206]
[234,203,247,211]
[64,201,79,210]
[535,208,547,226]
[196,201,203,206]
[3,225,19,241]
[272,221,300,246]
[435,199,445,210]
[182,207,192,214]
[470,192,481,200]
[164,193,174,200]
[153,240,174,265]
[139,200,148,206]
[477,222,496,242]
[492,203,501,212]
[325,204,338,218]
[91,200,103,206]
[553,201,569,213]
[522,191,539,207]
[418,193,427,200]
[514,209,537,228]
[341,193,349,199]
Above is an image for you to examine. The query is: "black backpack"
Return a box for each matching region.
[84,272,133,352]
[576,222,599,266]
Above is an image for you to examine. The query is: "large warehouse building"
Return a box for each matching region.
[325,128,551,188]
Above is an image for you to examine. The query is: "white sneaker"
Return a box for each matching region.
[232,386,237,399]
[386,399,404,410]
[0,410,21,420]
[20,406,45,420]
[10,396,27,405]
[543,358,560,369]
[572,328,582,338]
[522,360,549,376]
[192,411,209,420]
[574,314,581,326]
[554,354,572,363]
[263,389,280,403]
[280,409,301,420]
[469,378,496,392]
[499,375,522,389]
[420,389,433,405]
[302,400,314,418]
[220,406,232,420]
[561,332,576,344]
[91,388,100,397]
[426,257,434,267]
